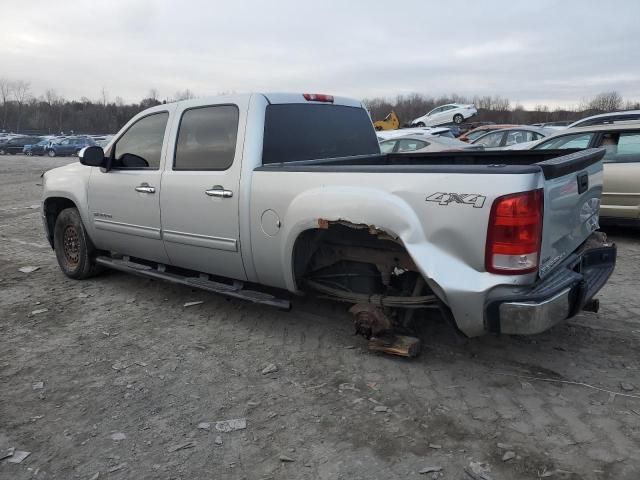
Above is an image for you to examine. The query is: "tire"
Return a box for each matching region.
[26,150,33,156]
[453,114,464,124]
[53,208,102,279]
[47,149,56,157]
[415,122,426,127]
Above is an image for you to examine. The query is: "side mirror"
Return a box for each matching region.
[79,145,106,167]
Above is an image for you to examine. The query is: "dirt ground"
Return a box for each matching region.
[1,155,639,480]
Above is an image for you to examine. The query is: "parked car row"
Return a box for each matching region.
[0,133,113,157]
[376,111,640,227]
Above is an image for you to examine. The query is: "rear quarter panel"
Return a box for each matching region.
[250,168,544,336]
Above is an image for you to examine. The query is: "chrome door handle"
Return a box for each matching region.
[205,185,233,198]
[135,183,156,194]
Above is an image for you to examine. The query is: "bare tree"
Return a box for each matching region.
[13,80,31,132]
[147,88,159,102]
[588,91,623,112]
[45,89,59,106]
[0,78,13,130]
[100,87,109,107]
[174,89,196,101]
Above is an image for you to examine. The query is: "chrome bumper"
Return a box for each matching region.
[486,238,616,335]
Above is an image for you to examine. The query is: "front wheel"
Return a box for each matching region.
[53,208,102,279]
[414,122,426,127]
[0,148,5,155]
[453,114,464,124]
[26,150,33,156]
[47,149,56,157]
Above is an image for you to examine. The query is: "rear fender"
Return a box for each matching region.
[281,187,427,290]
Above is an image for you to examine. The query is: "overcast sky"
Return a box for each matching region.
[2,0,639,108]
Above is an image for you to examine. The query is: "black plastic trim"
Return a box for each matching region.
[536,148,605,179]
[255,149,603,176]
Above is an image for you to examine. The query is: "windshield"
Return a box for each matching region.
[262,104,379,164]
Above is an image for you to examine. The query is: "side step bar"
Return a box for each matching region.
[95,256,291,311]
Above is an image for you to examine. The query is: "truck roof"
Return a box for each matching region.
[168,93,363,109]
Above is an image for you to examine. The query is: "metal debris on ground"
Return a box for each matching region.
[30,308,48,315]
[6,450,31,464]
[279,454,295,462]
[183,301,204,307]
[496,442,513,450]
[0,447,15,461]
[620,382,635,392]
[464,461,494,480]
[167,441,196,452]
[502,451,516,462]
[368,334,421,357]
[110,432,126,441]
[215,418,247,432]
[261,363,278,375]
[32,381,44,390]
[18,266,40,273]
[107,463,127,473]
[197,422,211,430]
[88,473,100,480]
[214,436,223,445]
[428,443,442,449]
[419,466,442,474]
[373,405,389,413]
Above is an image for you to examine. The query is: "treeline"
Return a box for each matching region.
[1,77,639,134]
[365,91,640,126]
[0,79,196,134]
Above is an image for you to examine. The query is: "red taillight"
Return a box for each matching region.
[485,189,543,275]
[303,93,334,103]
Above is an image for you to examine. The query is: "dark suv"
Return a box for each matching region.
[46,136,96,157]
[0,136,43,155]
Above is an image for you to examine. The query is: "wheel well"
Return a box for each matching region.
[292,221,418,290]
[43,197,77,248]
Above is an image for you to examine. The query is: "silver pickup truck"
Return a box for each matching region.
[41,93,616,339]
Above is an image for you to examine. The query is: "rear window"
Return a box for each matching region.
[262,104,379,164]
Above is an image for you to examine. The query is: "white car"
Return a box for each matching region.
[379,134,482,153]
[411,103,477,127]
[376,126,452,141]
[568,110,640,128]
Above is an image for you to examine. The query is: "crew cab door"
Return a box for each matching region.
[160,99,247,280]
[88,109,172,264]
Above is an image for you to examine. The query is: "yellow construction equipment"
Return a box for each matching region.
[373,111,400,131]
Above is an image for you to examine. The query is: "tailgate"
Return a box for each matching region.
[538,148,606,278]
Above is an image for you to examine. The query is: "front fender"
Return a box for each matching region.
[42,163,94,239]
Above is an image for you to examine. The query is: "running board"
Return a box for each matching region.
[95,256,291,311]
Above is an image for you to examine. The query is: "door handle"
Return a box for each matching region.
[135,183,156,194]
[205,185,233,198]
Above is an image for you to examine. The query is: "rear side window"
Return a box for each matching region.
[603,132,640,163]
[505,130,538,146]
[262,104,379,164]
[535,133,594,150]
[174,105,239,170]
[474,131,504,147]
[397,139,427,152]
[379,141,397,153]
[112,112,168,169]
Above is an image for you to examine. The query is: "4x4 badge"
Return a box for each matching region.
[426,192,486,208]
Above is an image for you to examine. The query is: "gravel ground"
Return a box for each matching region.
[1,155,639,480]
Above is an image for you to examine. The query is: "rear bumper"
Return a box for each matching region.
[486,235,616,335]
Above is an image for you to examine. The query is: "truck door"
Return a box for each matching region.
[87,110,172,264]
[160,100,247,280]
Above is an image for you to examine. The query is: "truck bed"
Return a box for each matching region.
[256,148,597,180]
